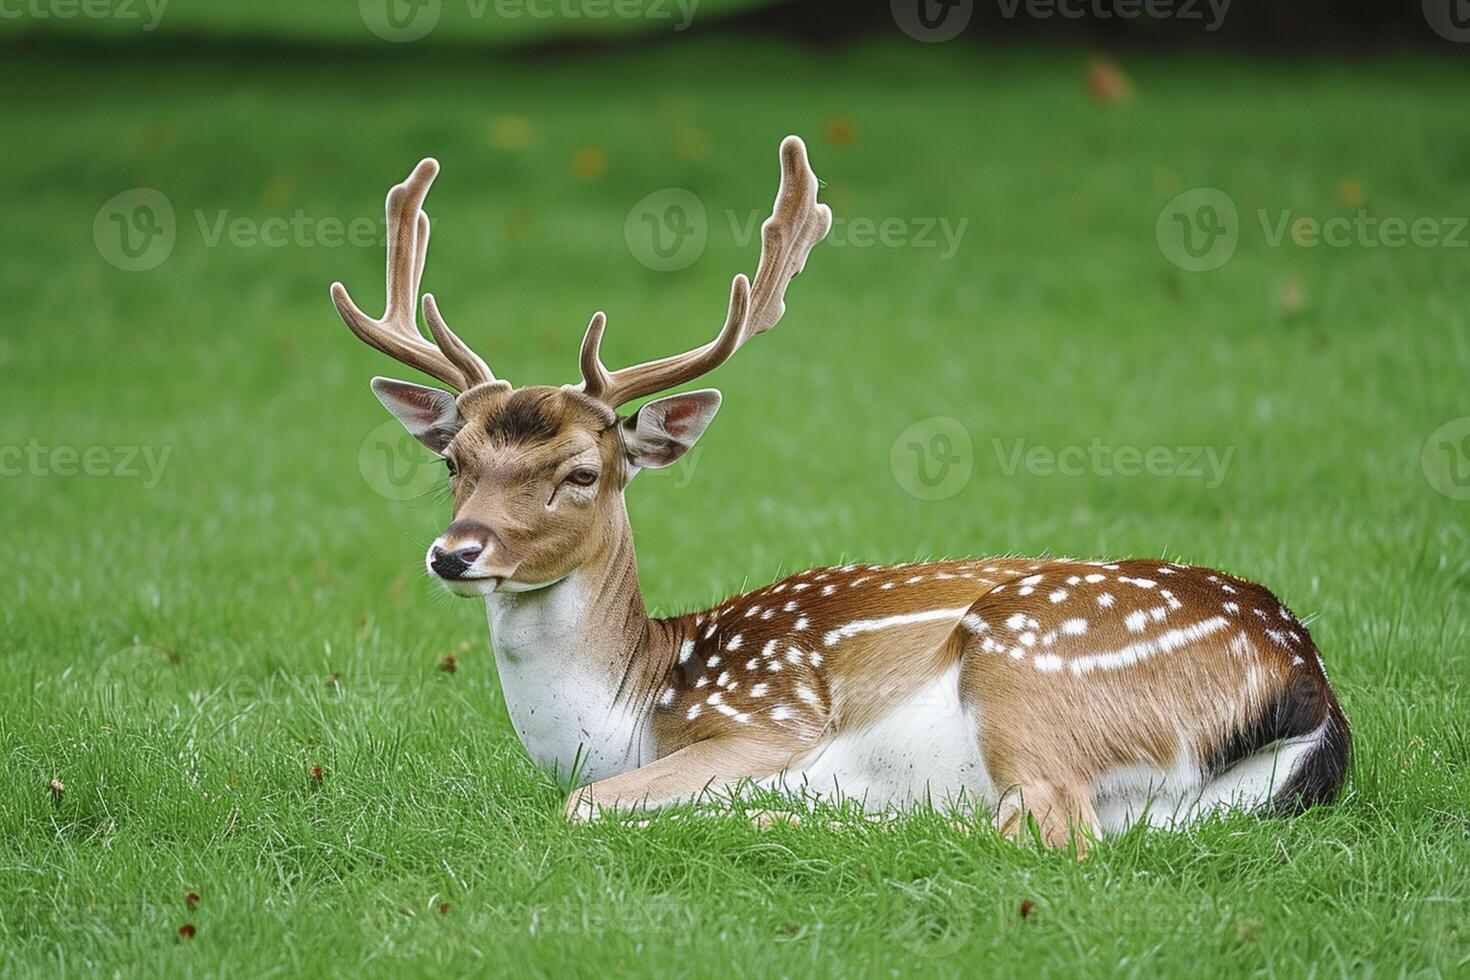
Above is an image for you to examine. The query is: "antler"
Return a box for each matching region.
[330,158,495,392]
[578,135,832,408]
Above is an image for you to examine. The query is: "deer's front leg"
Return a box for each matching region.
[566,736,794,822]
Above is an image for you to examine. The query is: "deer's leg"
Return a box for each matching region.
[992,775,1101,856]
[566,736,794,822]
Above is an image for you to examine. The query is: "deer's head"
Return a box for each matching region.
[331,138,831,597]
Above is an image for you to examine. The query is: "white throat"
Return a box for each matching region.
[482,571,650,784]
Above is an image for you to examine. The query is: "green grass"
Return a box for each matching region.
[3,37,1470,977]
[3,0,776,45]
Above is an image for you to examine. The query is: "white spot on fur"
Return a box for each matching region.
[1070,616,1230,676]
[823,606,971,647]
[1060,618,1089,636]
[1097,592,1115,608]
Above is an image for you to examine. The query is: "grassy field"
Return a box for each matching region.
[2,36,1469,977]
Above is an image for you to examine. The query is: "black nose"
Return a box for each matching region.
[430,544,483,580]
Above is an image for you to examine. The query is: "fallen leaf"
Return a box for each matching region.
[1280,275,1305,317]
[489,116,534,151]
[439,654,457,674]
[824,115,859,147]
[674,127,712,161]
[178,923,196,940]
[1020,899,1034,919]
[186,891,200,911]
[1086,57,1134,105]
[570,146,607,181]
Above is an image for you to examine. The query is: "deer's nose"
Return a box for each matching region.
[429,544,483,580]
[428,519,503,580]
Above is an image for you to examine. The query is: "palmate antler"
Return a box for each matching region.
[330,158,495,392]
[577,135,833,409]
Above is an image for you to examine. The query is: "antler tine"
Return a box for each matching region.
[424,293,494,388]
[578,135,829,409]
[330,158,495,391]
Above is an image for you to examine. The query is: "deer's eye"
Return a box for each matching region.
[565,468,598,487]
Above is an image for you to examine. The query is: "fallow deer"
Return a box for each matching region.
[330,137,1350,850]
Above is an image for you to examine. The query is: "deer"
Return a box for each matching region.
[330,136,1350,851]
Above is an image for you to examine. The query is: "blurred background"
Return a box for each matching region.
[3,2,1469,975]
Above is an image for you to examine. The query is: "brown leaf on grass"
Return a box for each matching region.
[309,766,324,782]
[324,672,340,686]
[674,127,712,161]
[1020,899,1035,919]
[139,122,174,152]
[178,923,196,940]
[1086,57,1134,106]
[489,116,534,151]
[186,891,200,910]
[823,116,859,147]
[439,654,458,674]
[570,146,607,181]
[1280,275,1306,318]
[262,173,295,212]
[438,902,451,915]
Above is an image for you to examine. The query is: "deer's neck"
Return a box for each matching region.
[481,525,675,784]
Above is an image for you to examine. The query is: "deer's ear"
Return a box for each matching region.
[621,389,722,471]
[371,377,463,454]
